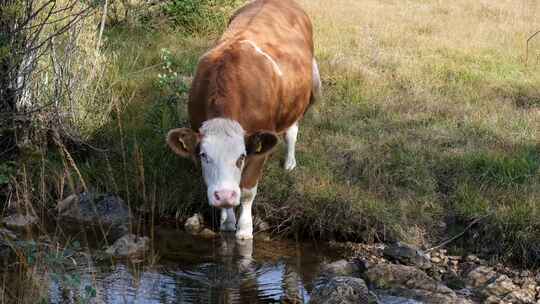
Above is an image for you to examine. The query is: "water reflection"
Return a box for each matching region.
[45,230,332,304]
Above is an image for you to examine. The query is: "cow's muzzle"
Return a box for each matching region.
[212,190,238,209]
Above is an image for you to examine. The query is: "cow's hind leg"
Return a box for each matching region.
[236,186,257,240]
[284,122,298,171]
[220,208,237,232]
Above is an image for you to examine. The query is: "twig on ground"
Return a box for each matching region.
[525,30,540,67]
[425,215,489,252]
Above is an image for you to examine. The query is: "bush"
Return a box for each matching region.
[163,0,241,33]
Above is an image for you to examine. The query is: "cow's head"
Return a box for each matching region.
[167,118,277,208]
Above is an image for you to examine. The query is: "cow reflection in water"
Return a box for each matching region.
[45,232,310,303]
[173,233,307,303]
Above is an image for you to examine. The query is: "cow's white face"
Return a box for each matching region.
[198,121,246,208]
[166,118,278,209]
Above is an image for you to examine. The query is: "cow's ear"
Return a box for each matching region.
[246,131,278,155]
[167,128,201,158]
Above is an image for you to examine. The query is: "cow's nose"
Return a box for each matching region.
[214,190,237,206]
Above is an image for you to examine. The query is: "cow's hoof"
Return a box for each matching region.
[284,158,297,171]
[220,222,237,232]
[235,231,253,240]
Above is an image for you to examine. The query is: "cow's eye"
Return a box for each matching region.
[236,154,246,169]
[200,152,209,163]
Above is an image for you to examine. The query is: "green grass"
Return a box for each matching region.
[15,0,540,267]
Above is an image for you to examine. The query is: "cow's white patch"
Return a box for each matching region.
[240,40,283,76]
[236,185,258,240]
[199,118,247,208]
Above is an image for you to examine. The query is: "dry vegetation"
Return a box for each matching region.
[294,0,540,262]
[2,0,540,281]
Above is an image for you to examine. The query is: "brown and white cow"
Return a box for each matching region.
[166,0,321,239]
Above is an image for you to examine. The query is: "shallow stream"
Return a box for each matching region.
[31,227,420,303]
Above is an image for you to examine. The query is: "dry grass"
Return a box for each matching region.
[304,0,540,134]
[292,0,540,263]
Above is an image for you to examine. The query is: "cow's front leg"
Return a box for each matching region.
[236,186,257,240]
[284,122,298,171]
[220,208,237,232]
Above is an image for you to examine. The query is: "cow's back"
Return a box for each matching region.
[189,0,314,134]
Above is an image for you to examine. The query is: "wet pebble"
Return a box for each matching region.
[106,234,150,259]
[198,228,216,239]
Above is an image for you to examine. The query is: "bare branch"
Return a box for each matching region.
[425,215,489,252]
[13,0,56,33]
[525,30,540,67]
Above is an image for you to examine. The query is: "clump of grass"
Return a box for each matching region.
[163,0,242,34]
[463,148,539,187]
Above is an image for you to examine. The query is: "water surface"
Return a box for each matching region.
[46,228,342,304]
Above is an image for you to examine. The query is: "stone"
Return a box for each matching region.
[1,214,37,230]
[57,192,131,227]
[482,275,519,298]
[431,256,442,263]
[321,260,359,277]
[383,242,432,269]
[364,263,474,303]
[443,271,467,290]
[503,289,535,303]
[106,234,150,259]
[0,228,17,240]
[465,266,498,288]
[485,295,502,304]
[456,288,474,297]
[465,255,480,263]
[366,263,454,295]
[385,288,472,304]
[309,276,368,304]
[376,295,423,304]
[521,278,536,292]
[520,271,531,278]
[184,213,203,234]
[198,228,216,239]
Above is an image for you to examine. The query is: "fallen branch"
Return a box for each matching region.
[425,215,489,252]
[525,30,540,67]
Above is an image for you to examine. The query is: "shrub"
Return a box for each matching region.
[163,0,241,33]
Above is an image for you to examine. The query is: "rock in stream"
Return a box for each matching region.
[383,242,432,270]
[310,276,369,304]
[366,263,470,304]
[57,192,130,239]
[320,259,360,277]
[106,234,150,259]
[184,213,204,234]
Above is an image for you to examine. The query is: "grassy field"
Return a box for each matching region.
[19,0,540,266]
